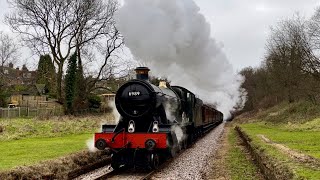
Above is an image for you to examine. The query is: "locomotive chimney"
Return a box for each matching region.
[135,67,150,81]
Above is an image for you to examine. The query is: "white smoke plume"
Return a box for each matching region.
[171,125,185,143]
[164,101,174,122]
[86,137,98,152]
[116,0,246,118]
[164,101,179,123]
[108,100,120,124]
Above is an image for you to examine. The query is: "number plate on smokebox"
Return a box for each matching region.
[128,91,141,96]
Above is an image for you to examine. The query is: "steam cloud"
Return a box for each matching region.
[116,0,246,118]
[108,100,120,124]
[86,137,98,152]
[87,101,120,152]
[171,125,185,143]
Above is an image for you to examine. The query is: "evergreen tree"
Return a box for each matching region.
[73,55,87,110]
[64,52,77,114]
[0,82,7,107]
[36,55,57,97]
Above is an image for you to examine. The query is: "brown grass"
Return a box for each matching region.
[206,125,231,179]
[0,150,110,180]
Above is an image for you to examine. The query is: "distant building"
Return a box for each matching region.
[0,63,37,86]
[99,93,116,111]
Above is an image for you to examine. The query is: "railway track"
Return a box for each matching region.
[71,162,154,180]
[94,168,153,180]
[68,156,111,179]
[92,157,174,180]
[73,152,175,180]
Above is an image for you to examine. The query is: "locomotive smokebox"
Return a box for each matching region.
[135,67,150,81]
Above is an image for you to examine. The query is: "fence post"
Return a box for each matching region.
[19,107,21,117]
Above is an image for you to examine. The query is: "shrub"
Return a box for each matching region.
[88,95,101,109]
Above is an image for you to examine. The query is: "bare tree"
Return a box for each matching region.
[308,7,320,50]
[306,7,320,79]
[0,31,19,75]
[240,12,320,111]
[265,15,312,103]
[6,0,122,101]
[85,30,126,92]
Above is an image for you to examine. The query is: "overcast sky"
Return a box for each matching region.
[0,1,10,33]
[195,0,320,71]
[0,0,320,71]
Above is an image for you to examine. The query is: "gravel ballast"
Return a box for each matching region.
[151,123,225,180]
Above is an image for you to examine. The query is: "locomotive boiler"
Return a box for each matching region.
[94,67,223,169]
[115,67,181,131]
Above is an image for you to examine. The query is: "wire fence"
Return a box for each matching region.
[0,107,111,119]
[0,107,64,119]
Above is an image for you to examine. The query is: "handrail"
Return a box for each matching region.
[111,128,125,142]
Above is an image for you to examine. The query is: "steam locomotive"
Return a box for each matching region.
[94,67,223,169]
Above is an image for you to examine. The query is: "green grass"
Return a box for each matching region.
[0,116,114,171]
[0,117,106,141]
[240,122,320,179]
[236,100,320,179]
[0,133,93,171]
[227,129,260,180]
[241,122,320,159]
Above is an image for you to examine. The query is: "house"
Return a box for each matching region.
[0,63,37,86]
[99,93,116,109]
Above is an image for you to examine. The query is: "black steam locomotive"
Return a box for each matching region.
[95,67,223,169]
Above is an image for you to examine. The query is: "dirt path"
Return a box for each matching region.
[206,123,264,180]
[258,134,320,169]
[206,125,231,180]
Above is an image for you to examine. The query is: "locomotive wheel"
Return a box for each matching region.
[148,153,160,169]
[95,139,107,150]
[182,138,188,149]
[111,161,120,170]
[111,154,121,170]
[170,146,177,157]
[188,134,194,146]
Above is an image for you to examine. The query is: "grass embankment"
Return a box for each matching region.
[240,122,320,179]
[244,101,320,124]
[237,101,320,179]
[0,115,114,171]
[0,134,91,170]
[0,117,103,141]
